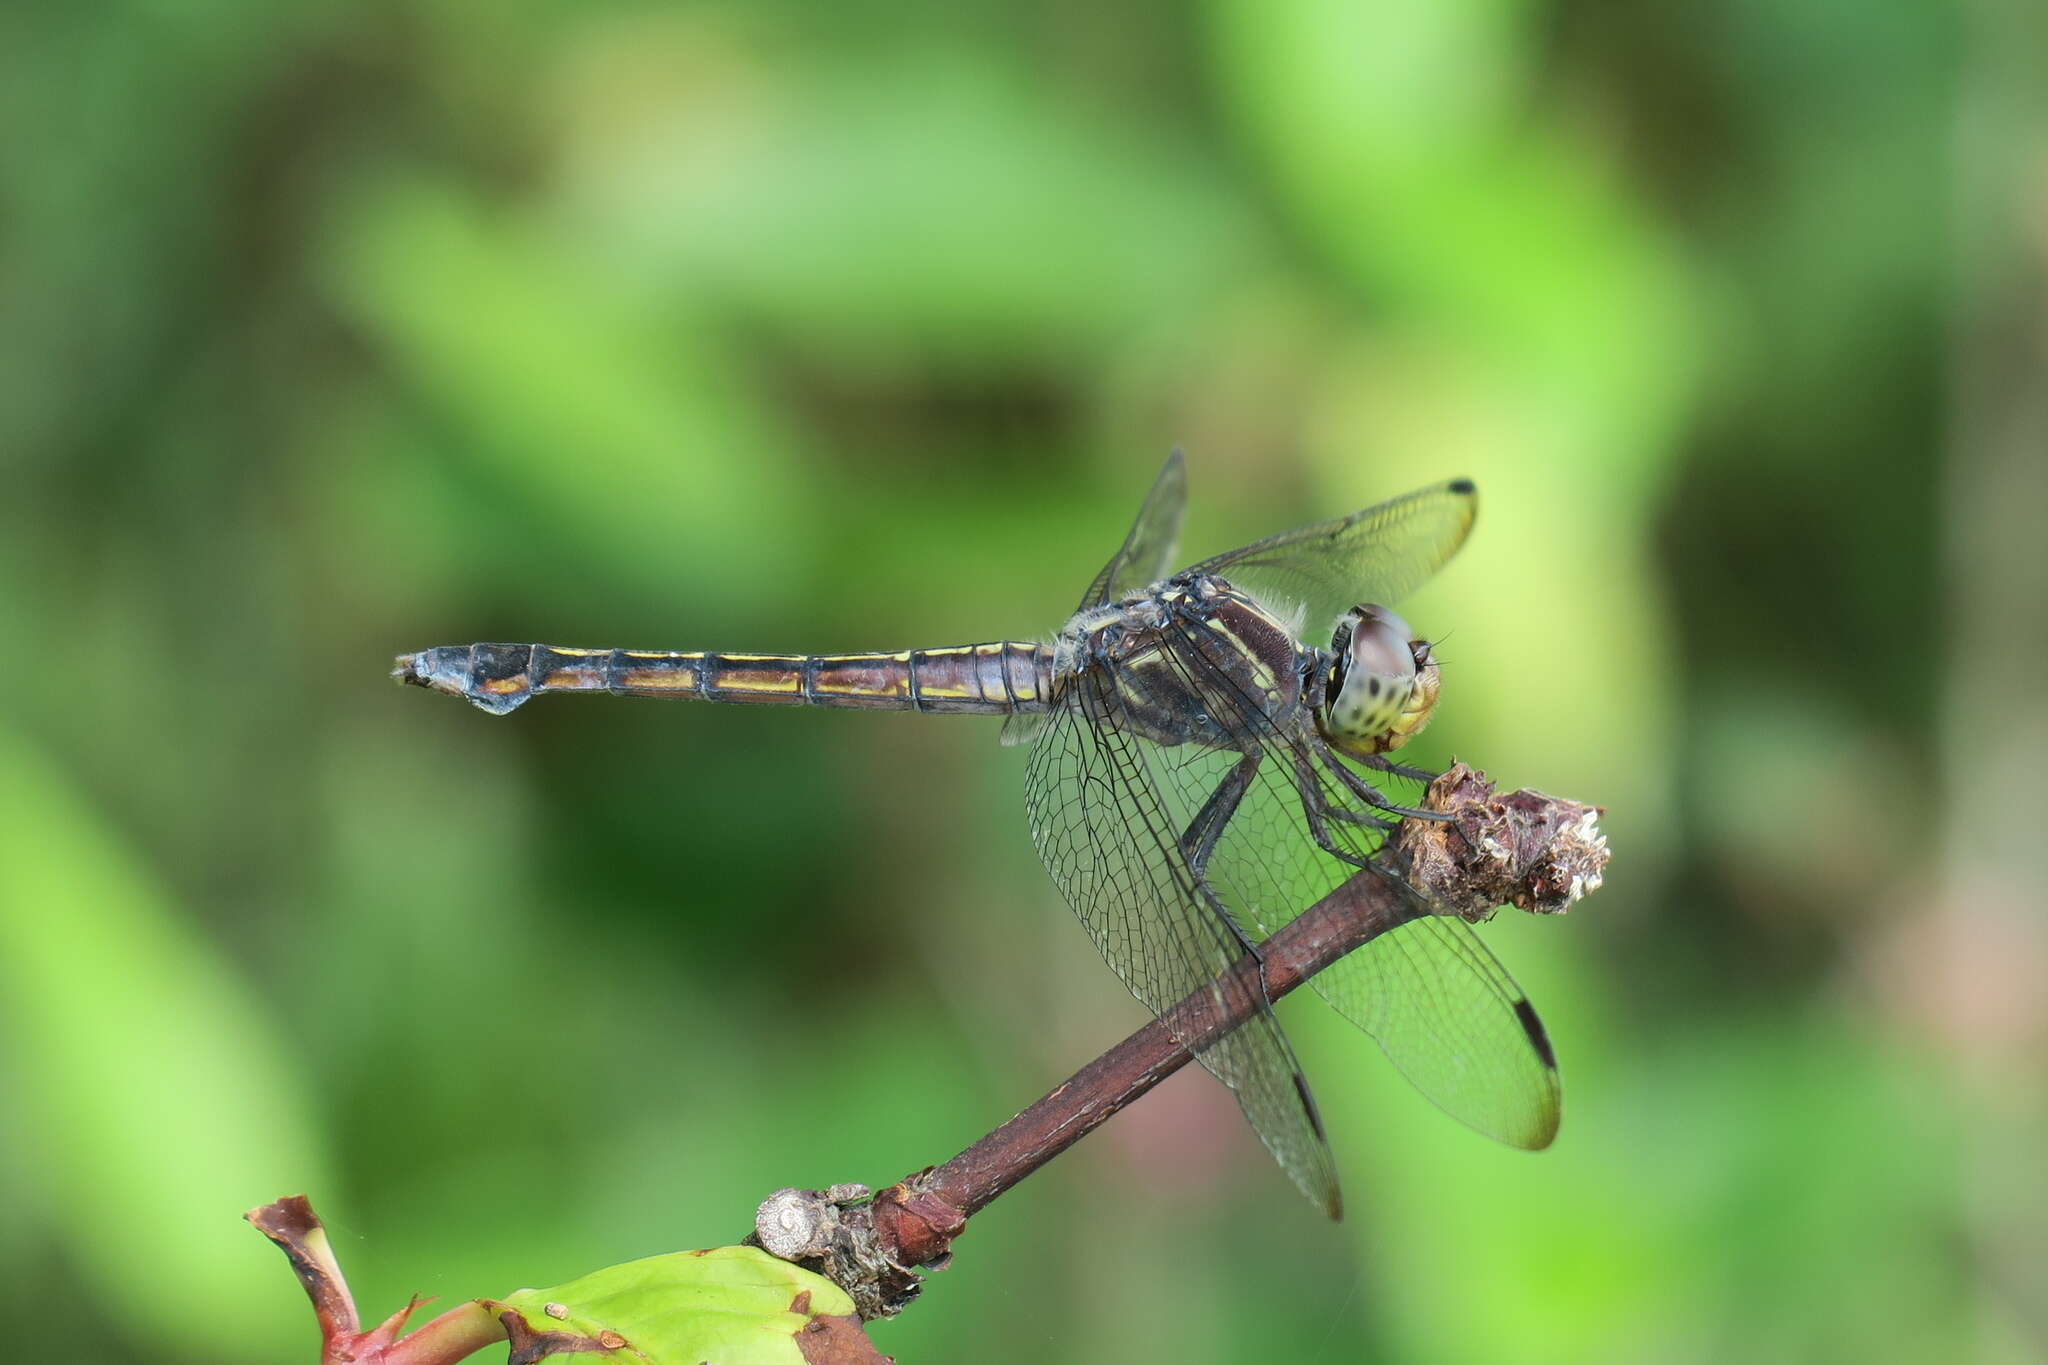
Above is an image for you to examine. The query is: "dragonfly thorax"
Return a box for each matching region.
[1060,574,1309,752]
[1317,604,1441,757]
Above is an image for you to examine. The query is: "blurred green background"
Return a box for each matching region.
[4,1,2045,1361]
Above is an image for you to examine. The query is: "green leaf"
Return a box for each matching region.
[494,1246,885,1364]
[0,725,328,1358]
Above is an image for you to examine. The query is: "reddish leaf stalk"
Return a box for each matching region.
[247,1197,505,1365]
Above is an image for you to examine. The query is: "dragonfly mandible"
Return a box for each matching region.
[396,453,1560,1216]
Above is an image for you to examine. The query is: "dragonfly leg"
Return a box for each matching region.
[1320,744,1449,823]
[1359,752,1437,784]
[1307,755,1397,832]
[1175,751,1288,967]
[1319,747,1393,809]
[1176,752,1323,1141]
[1288,748,1379,870]
[1325,805,1395,831]
[1180,751,1262,884]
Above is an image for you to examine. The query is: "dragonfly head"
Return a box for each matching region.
[1319,604,1441,757]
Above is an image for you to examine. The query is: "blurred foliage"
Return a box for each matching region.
[2,1,2044,1362]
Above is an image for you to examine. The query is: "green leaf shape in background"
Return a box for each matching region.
[547,22,1259,376]
[0,724,327,1359]
[495,1246,884,1364]
[318,175,809,616]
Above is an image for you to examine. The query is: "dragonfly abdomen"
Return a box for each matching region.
[396,642,1055,716]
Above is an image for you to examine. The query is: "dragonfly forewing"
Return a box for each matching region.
[1077,449,1188,610]
[1146,625,1563,1150]
[1003,450,1190,751]
[1188,478,1477,642]
[1023,660,1344,1217]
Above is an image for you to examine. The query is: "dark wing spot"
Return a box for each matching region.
[1293,1072,1329,1141]
[1447,477,1476,495]
[1513,998,1557,1070]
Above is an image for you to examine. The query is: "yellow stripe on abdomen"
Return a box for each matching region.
[809,652,916,707]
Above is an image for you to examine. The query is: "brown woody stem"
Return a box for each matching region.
[766,762,1608,1318]
[870,862,1419,1264]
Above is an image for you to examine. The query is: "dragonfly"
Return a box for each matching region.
[396,453,1559,1216]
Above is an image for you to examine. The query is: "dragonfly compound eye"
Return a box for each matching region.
[1320,605,1440,756]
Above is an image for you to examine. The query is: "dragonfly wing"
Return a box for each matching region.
[1006,452,1187,749]
[1146,610,1561,1150]
[1022,659,1343,1217]
[1185,478,1478,644]
[997,710,1048,746]
[1076,450,1188,610]
[1313,912,1560,1149]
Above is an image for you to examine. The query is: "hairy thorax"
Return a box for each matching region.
[1054,574,1310,752]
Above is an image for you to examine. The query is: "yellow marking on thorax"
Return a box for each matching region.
[1242,654,1279,698]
